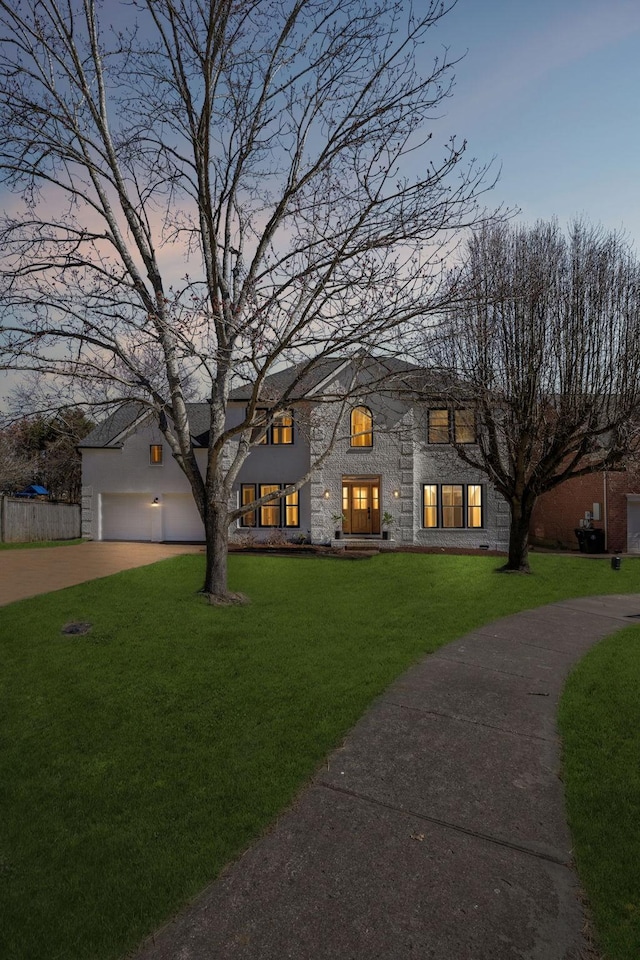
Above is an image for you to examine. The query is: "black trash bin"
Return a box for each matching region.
[575,527,605,553]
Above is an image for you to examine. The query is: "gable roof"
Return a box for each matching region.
[79,356,467,449]
[227,356,348,402]
[226,354,454,402]
[78,402,211,449]
[78,403,149,448]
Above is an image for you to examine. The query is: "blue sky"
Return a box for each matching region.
[428,0,640,244]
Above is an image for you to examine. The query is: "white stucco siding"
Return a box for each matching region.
[230,405,313,540]
[81,420,209,541]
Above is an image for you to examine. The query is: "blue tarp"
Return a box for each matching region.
[15,485,50,497]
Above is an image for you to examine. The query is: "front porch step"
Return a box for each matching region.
[331,537,396,550]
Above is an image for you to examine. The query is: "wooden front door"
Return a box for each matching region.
[343,480,380,535]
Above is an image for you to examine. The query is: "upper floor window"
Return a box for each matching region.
[255,409,294,445]
[149,444,163,465]
[428,408,475,444]
[350,406,373,447]
[428,409,449,444]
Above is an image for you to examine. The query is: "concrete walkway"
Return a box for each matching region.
[132,593,640,960]
[0,541,203,606]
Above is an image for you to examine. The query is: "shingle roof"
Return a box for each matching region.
[78,403,150,447]
[79,356,467,448]
[227,356,347,401]
[78,402,211,448]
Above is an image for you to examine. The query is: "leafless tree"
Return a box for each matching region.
[0,408,93,499]
[0,429,38,494]
[0,0,497,599]
[432,219,640,572]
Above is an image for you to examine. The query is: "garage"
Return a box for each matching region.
[162,494,205,542]
[100,493,155,541]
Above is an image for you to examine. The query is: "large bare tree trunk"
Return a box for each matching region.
[202,507,231,601]
[502,494,535,573]
[201,466,237,602]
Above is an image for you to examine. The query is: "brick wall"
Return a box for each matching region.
[531,464,640,552]
[531,474,604,550]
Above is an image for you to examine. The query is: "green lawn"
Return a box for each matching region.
[0,551,637,960]
[559,627,640,960]
[0,538,85,550]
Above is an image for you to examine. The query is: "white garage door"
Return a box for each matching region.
[101,493,154,541]
[162,494,205,542]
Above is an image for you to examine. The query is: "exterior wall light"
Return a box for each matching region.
[323,490,331,499]
[393,490,400,499]
[152,497,160,505]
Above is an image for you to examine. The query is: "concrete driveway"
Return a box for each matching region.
[0,541,203,606]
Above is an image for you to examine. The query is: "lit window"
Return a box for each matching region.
[240,483,299,528]
[252,408,294,445]
[259,483,281,527]
[422,484,483,529]
[467,485,483,528]
[454,410,476,444]
[428,410,449,444]
[272,411,293,445]
[240,484,257,527]
[149,444,163,465]
[442,485,464,528]
[284,490,299,527]
[428,409,475,444]
[423,484,438,528]
[350,406,373,447]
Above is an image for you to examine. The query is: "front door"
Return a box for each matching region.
[342,479,380,535]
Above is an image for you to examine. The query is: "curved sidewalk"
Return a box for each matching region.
[133,593,640,960]
[0,541,203,606]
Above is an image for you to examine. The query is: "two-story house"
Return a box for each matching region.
[79,357,510,550]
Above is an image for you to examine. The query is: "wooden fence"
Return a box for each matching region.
[0,497,81,543]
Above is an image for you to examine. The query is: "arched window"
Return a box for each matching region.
[350,406,373,447]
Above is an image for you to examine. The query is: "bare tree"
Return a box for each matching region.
[0,0,496,600]
[0,427,39,494]
[0,409,93,499]
[433,219,640,572]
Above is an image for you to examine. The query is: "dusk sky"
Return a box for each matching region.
[431,0,640,244]
[2,0,640,408]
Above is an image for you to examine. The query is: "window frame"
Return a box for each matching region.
[421,483,484,529]
[239,483,300,529]
[350,405,373,448]
[427,408,476,445]
[149,443,163,465]
[252,408,295,445]
[453,409,476,444]
[427,409,450,444]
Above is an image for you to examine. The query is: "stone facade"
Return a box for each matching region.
[531,462,640,554]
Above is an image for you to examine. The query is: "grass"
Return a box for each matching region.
[0,550,637,960]
[0,538,85,550]
[559,627,640,960]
